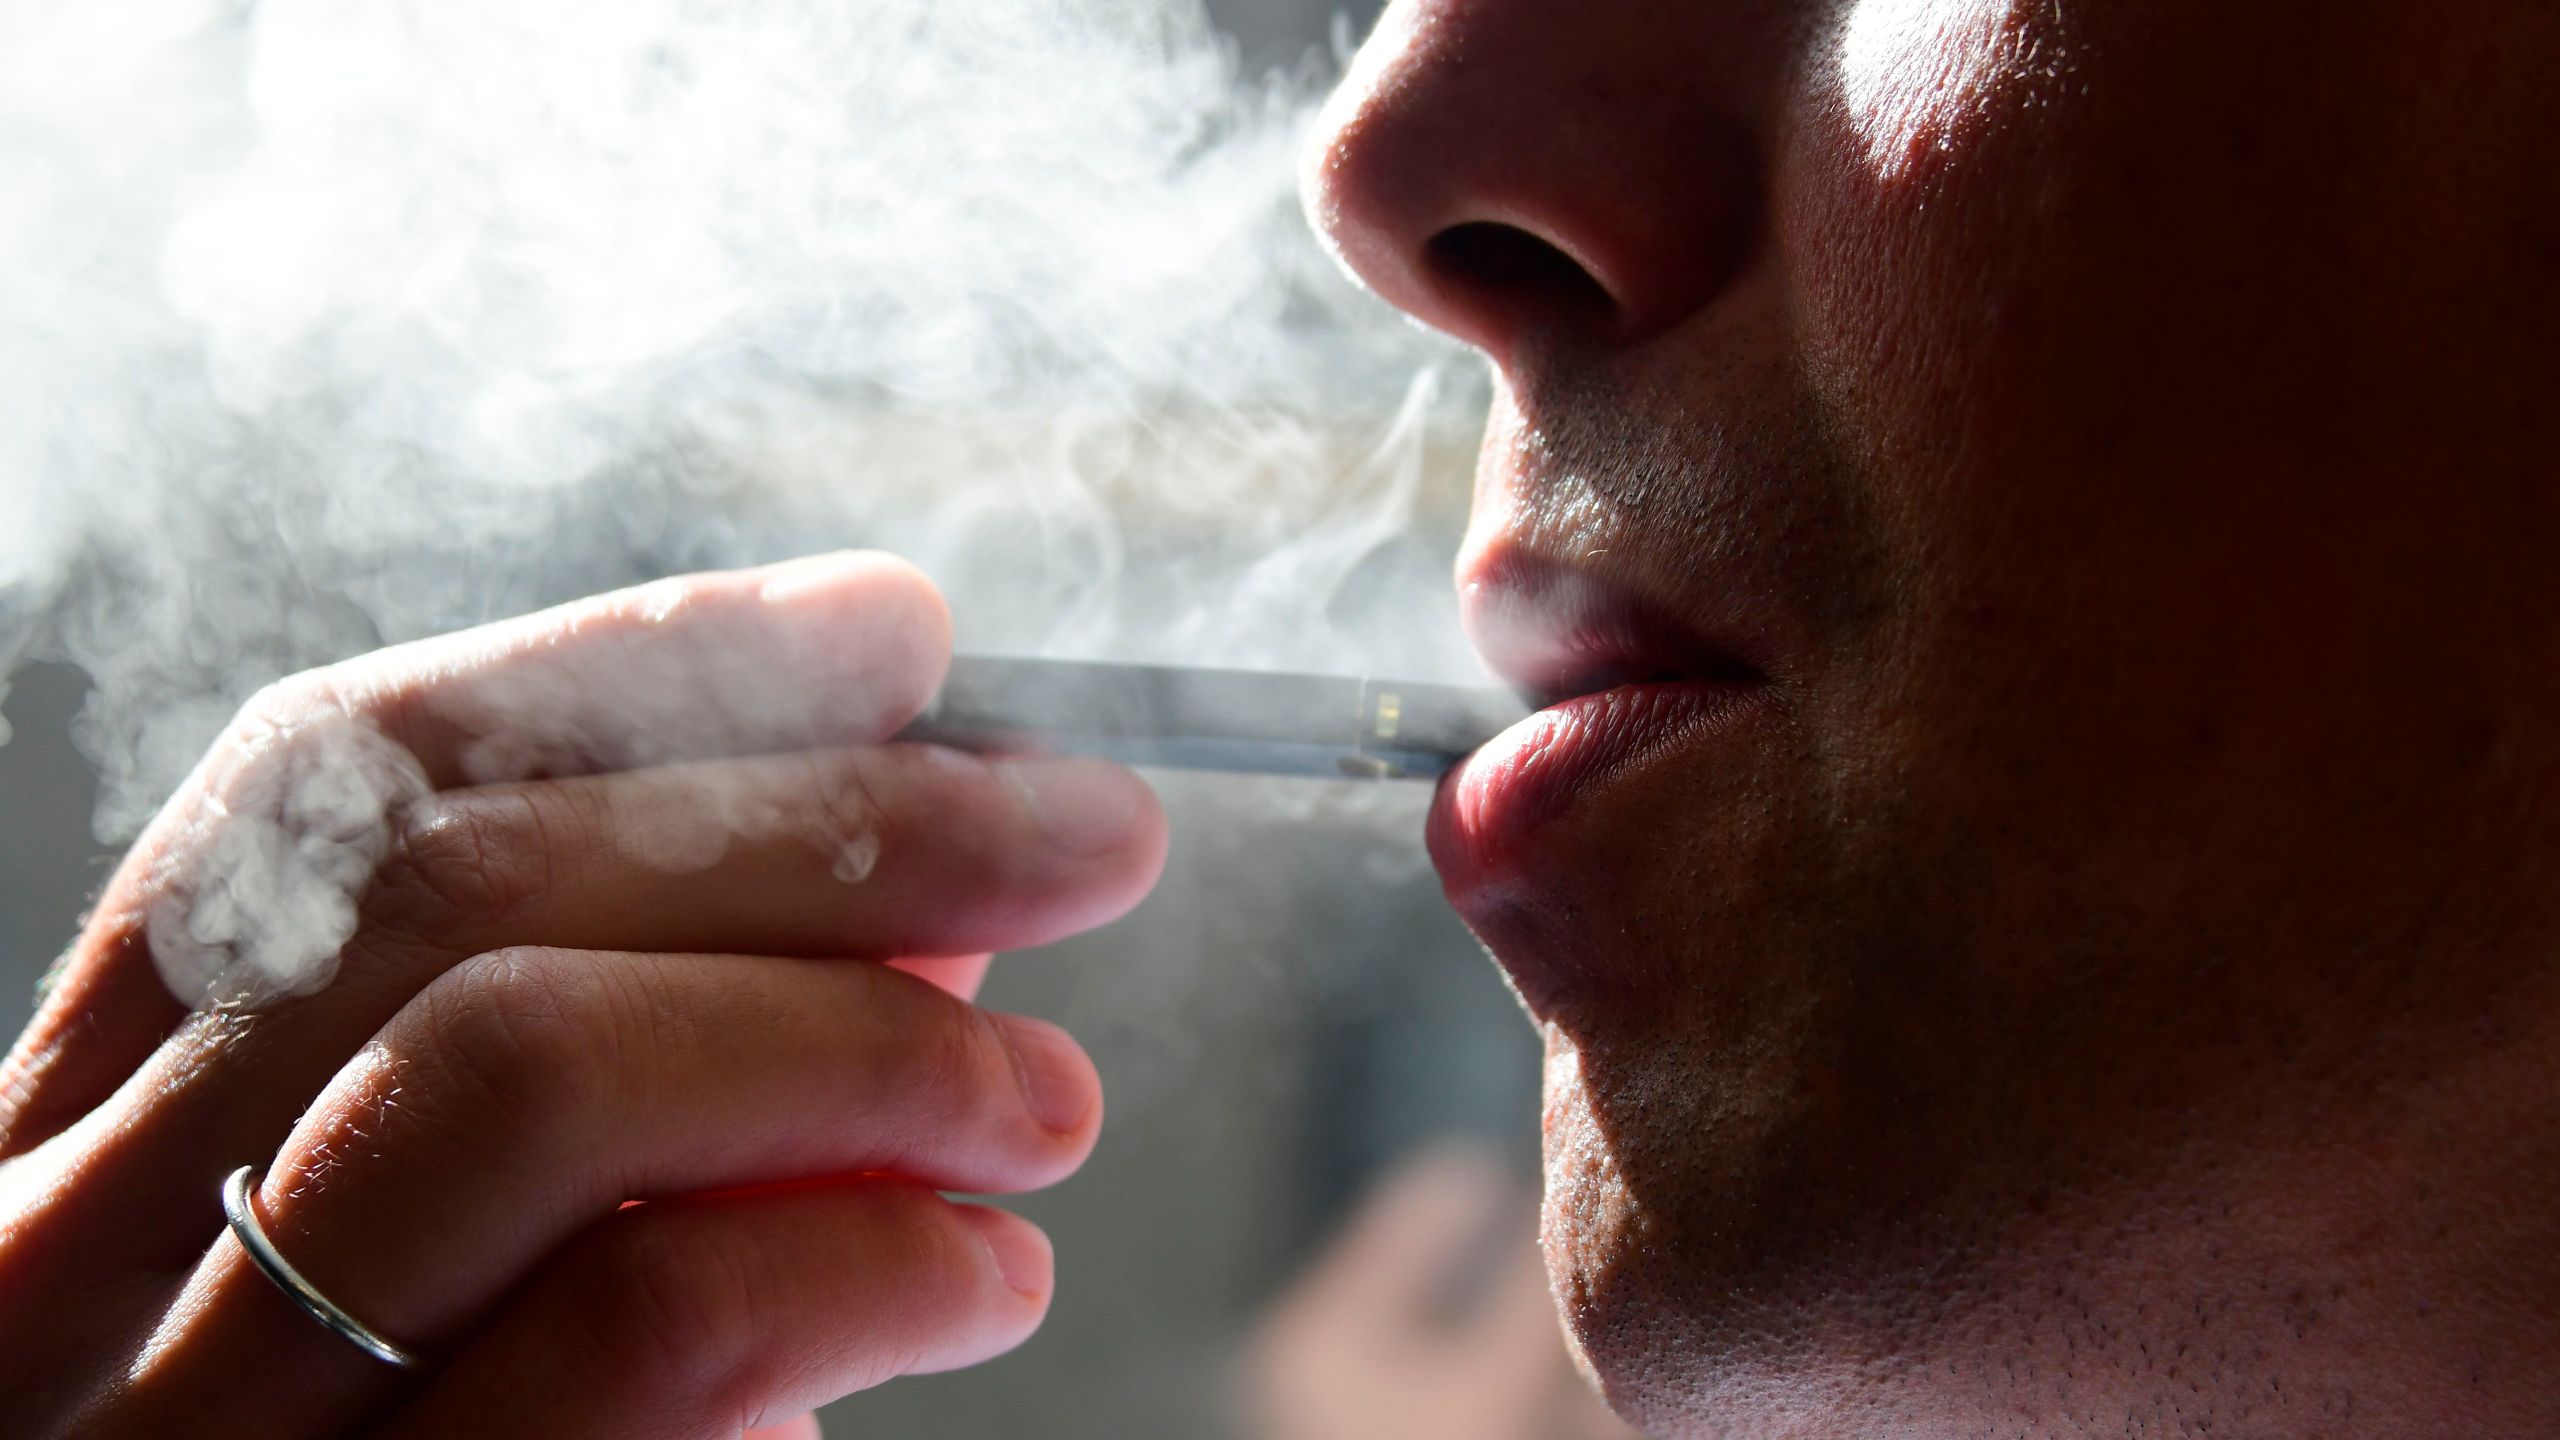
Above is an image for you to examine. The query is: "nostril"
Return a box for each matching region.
[1424,221,1616,331]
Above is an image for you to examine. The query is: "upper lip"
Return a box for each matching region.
[1459,544,1767,709]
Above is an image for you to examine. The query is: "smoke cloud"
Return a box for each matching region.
[0,0,1492,1014]
[0,0,1480,857]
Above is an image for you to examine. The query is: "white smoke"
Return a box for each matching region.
[0,0,1480,855]
[142,708,429,1005]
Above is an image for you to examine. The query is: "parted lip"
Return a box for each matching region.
[1428,532,1783,918]
[1457,545,1769,709]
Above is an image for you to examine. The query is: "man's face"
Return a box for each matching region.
[1309,0,2560,1432]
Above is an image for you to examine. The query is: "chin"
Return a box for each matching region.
[1526,1000,1880,1439]
[1482,842,1946,1438]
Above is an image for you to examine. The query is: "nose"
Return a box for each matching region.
[1302,0,1765,365]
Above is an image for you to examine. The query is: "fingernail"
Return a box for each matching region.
[991,1012,1096,1135]
[957,1204,1053,1298]
[1000,757,1148,858]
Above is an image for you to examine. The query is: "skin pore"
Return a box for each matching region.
[1309,0,2560,1435]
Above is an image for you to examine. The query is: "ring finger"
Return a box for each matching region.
[119,944,1104,1437]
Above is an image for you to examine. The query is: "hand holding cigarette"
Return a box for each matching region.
[0,552,1169,1439]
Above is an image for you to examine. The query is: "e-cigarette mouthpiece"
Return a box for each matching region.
[898,656,1530,781]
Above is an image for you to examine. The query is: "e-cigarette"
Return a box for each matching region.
[898,656,1529,780]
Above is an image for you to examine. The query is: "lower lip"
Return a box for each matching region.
[1429,679,1767,884]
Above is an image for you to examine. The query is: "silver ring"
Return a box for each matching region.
[221,1165,426,1371]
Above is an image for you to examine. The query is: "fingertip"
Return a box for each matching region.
[926,1202,1057,1375]
[1113,797,1173,924]
[773,745,1164,959]
[1087,768,1170,933]
[843,1192,1053,1383]
[757,552,953,656]
[757,552,955,731]
[1124,771,1172,884]
[1000,756,1162,862]
[987,1010,1104,1143]
[976,756,1169,938]
[954,1202,1055,1302]
[754,549,925,602]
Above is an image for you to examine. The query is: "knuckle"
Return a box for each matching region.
[367,794,553,941]
[226,671,381,767]
[192,677,336,810]
[402,946,615,1139]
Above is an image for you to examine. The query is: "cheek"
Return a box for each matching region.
[1782,0,2065,444]
[1780,4,2065,741]
[1833,0,2040,184]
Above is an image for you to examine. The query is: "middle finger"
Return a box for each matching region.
[369,744,1166,963]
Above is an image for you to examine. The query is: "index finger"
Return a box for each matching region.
[312,550,951,789]
[0,552,948,1153]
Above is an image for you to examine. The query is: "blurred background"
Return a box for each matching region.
[0,0,1614,1435]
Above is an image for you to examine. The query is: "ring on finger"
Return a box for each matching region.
[222,1166,430,1372]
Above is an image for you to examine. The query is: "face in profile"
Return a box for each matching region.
[1309,0,2560,1432]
